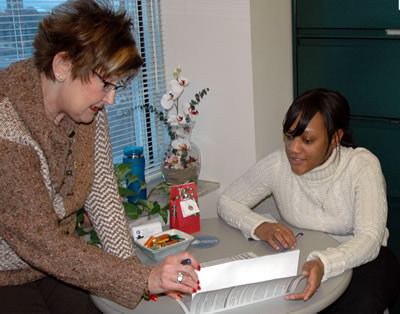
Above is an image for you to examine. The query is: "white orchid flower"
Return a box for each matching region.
[178,76,190,87]
[177,115,187,125]
[170,80,184,98]
[161,93,174,110]
[167,113,179,126]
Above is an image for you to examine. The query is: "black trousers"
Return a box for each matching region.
[319,246,400,314]
[0,276,102,314]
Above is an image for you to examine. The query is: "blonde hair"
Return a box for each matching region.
[33,0,143,82]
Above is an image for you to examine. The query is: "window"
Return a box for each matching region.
[0,0,167,179]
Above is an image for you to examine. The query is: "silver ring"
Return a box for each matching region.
[177,272,184,283]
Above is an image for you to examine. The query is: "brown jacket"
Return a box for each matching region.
[0,59,152,308]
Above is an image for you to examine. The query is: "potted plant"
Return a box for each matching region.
[76,163,171,246]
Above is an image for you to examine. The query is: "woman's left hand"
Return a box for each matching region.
[284,259,324,301]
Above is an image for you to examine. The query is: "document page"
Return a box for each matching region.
[177,250,301,314]
[199,250,299,294]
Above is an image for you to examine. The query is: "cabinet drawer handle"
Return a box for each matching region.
[386,29,400,35]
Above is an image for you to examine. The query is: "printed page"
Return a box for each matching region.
[176,252,259,314]
[188,275,306,314]
[176,250,301,314]
[200,252,258,268]
[198,250,300,294]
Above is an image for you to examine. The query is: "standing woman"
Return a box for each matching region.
[0,0,199,313]
[218,88,400,313]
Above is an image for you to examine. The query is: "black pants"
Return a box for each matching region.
[319,246,400,314]
[0,276,102,314]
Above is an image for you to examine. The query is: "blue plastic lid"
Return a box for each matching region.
[124,146,144,157]
[191,235,220,248]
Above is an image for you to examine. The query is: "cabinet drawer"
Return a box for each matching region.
[350,117,400,198]
[295,0,400,29]
[297,37,400,118]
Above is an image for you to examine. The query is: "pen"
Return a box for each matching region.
[181,258,201,270]
[276,232,304,251]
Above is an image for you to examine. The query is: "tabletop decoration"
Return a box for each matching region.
[160,66,209,185]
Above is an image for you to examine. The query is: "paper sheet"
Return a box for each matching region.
[196,250,300,294]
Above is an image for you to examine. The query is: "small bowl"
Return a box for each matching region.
[134,229,194,263]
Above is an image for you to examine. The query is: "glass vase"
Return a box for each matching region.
[161,138,201,185]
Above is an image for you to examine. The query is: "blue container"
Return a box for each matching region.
[123,146,147,203]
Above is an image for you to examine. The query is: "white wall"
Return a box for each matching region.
[250,0,293,160]
[161,0,293,218]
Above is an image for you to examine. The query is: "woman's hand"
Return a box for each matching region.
[255,222,297,250]
[147,252,200,299]
[285,259,324,301]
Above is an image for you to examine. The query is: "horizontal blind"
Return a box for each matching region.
[0,1,64,68]
[0,0,168,177]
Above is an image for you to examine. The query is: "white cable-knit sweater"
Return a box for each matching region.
[217,146,389,281]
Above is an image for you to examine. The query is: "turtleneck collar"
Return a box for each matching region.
[300,146,341,182]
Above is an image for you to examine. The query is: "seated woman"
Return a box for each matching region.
[217,88,400,313]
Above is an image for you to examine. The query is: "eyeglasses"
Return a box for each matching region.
[93,71,127,92]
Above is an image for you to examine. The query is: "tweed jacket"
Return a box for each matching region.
[0,59,152,309]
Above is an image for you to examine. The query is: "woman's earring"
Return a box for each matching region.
[55,73,64,82]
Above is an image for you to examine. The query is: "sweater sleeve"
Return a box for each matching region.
[0,140,151,309]
[84,110,136,258]
[217,151,280,239]
[307,150,388,281]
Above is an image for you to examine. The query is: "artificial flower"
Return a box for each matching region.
[160,66,209,170]
[161,93,174,110]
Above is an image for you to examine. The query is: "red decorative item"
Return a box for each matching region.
[169,182,200,234]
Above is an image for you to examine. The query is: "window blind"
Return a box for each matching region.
[0,0,168,178]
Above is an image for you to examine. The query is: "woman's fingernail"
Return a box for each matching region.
[192,289,197,293]
[177,294,182,299]
[197,286,201,290]
[150,295,158,301]
[197,265,201,271]
[197,280,200,284]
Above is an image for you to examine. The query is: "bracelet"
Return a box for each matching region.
[143,287,157,301]
[142,287,151,301]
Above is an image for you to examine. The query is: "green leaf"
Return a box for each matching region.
[126,173,139,183]
[149,202,161,215]
[138,199,154,210]
[124,202,142,219]
[114,163,132,183]
[75,225,87,236]
[119,186,137,197]
[76,211,84,224]
[90,230,99,243]
[159,207,169,224]
[87,241,100,247]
